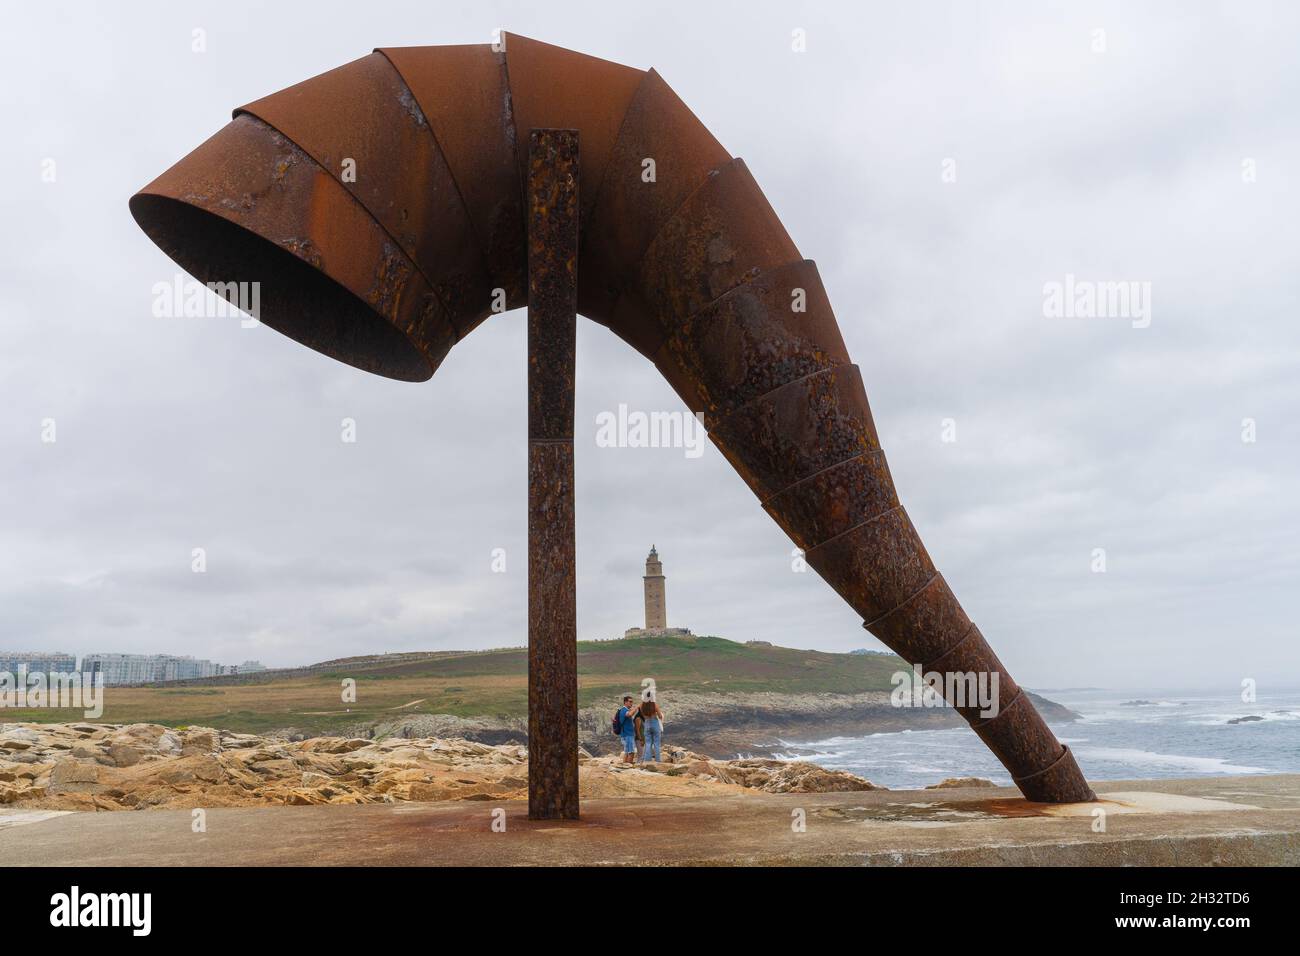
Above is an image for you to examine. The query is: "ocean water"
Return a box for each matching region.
[774,689,1300,791]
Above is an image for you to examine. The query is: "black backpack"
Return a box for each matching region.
[611,709,622,736]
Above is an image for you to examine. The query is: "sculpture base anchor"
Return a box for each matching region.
[887,620,1097,803]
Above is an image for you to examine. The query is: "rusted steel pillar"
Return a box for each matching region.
[526,129,580,820]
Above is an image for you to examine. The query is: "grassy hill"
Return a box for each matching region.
[5,635,909,735]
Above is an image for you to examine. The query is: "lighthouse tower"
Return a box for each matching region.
[643,545,667,631]
[622,547,690,639]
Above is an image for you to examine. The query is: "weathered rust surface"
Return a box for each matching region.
[653,259,850,423]
[710,365,881,499]
[921,624,1022,722]
[503,33,643,231]
[762,450,899,551]
[380,43,527,318]
[866,572,973,665]
[526,129,580,820]
[632,158,800,348]
[973,693,1096,802]
[527,129,579,442]
[580,68,731,327]
[1015,746,1096,803]
[129,114,452,381]
[129,38,1096,803]
[806,508,937,625]
[527,442,579,819]
[237,52,494,335]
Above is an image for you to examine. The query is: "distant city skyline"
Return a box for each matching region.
[0,650,265,685]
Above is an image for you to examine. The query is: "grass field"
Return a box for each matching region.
[3,635,907,735]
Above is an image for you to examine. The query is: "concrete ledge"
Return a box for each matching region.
[4,774,1297,866]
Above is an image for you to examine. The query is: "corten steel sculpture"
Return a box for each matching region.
[129,33,1096,805]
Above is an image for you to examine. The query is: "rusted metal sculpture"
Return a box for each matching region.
[129,33,1095,803]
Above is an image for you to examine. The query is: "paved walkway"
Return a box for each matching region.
[5,774,1298,866]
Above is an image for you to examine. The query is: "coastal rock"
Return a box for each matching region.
[247,758,297,777]
[180,731,219,755]
[926,777,997,789]
[0,723,884,811]
[0,727,40,750]
[109,744,143,768]
[299,737,371,754]
[219,732,265,749]
[6,751,46,765]
[710,758,882,793]
[48,759,101,794]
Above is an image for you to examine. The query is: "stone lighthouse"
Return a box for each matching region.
[622,547,690,639]
[643,545,667,630]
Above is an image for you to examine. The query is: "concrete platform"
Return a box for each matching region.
[4,774,1298,866]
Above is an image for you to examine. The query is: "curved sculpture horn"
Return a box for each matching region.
[129,34,1095,803]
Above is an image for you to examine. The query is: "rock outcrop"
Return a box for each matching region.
[0,723,881,811]
[925,777,997,789]
[695,758,883,793]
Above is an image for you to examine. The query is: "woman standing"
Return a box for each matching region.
[639,694,665,763]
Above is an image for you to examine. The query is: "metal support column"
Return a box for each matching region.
[525,128,580,820]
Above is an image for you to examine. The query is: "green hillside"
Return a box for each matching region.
[4,635,911,734]
[324,635,905,692]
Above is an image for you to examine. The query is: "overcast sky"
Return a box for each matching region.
[2,1,1296,691]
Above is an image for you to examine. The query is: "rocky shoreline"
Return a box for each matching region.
[1,691,1073,810]
[0,722,894,812]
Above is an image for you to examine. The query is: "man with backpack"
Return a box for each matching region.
[613,695,639,764]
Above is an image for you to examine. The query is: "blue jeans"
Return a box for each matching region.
[641,718,662,761]
[621,733,637,754]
